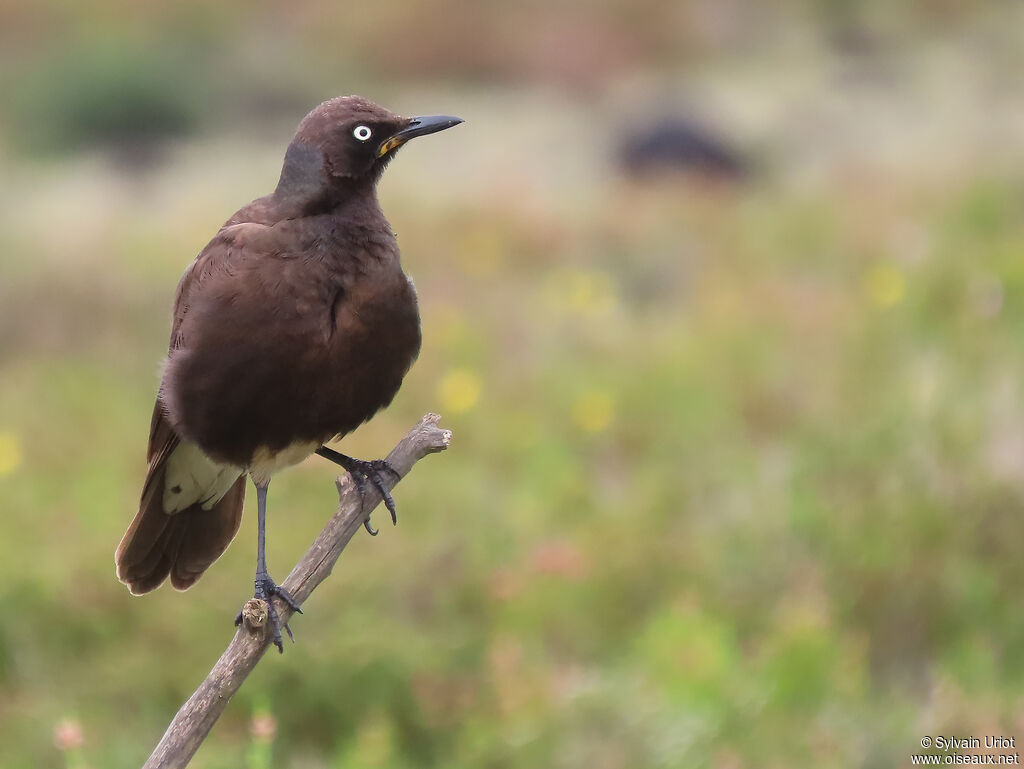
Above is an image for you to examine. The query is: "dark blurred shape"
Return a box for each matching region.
[10,37,201,166]
[617,116,748,181]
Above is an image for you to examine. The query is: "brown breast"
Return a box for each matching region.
[161,221,421,467]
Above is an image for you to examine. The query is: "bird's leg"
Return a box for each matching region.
[234,480,302,653]
[315,446,400,535]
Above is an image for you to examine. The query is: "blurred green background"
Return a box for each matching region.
[3,1,1024,767]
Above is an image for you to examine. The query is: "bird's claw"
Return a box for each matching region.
[318,448,400,533]
[234,573,302,653]
[344,458,399,533]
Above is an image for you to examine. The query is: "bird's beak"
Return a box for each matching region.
[377,115,464,157]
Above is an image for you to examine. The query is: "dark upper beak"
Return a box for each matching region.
[378,115,464,157]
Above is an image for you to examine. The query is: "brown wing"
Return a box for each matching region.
[115,226,262,594]
[168,224,262,351]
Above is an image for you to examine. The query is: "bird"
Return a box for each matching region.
[114,95,463,651]
[617,116,747,182]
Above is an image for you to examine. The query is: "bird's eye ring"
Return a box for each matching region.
[353,125,373,142]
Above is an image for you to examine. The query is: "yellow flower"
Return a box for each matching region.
[865,264,905,308]
[437,368,481,414]
[572,389,614,434]
[0,432,22,476]
[569,270,615,313]
[545,268,617,316]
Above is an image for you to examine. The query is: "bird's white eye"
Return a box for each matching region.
[353,125,373,142]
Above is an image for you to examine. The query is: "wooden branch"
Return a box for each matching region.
[141,414,453,769]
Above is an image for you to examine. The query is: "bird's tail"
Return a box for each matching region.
[115,407,246,595]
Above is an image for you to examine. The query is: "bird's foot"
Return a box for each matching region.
[234,573,302,653]
[315,447,400,535]
[342,457,400,535]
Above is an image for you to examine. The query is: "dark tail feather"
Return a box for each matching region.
[170,477,246,590]
[116,465,245,595]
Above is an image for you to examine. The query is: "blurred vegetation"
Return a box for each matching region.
[2,1,1024,768]
[8,37,201,157]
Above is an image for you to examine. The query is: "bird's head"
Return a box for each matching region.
[276,95,462,209]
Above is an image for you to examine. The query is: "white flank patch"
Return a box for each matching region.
[163,441,243,514]
[248,441,320,487]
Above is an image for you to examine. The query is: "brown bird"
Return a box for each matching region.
[115,96,462,651]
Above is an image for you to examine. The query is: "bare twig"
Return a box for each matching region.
[141,414,453,769]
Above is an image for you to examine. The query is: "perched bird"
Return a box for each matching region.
[115,96,463,651]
